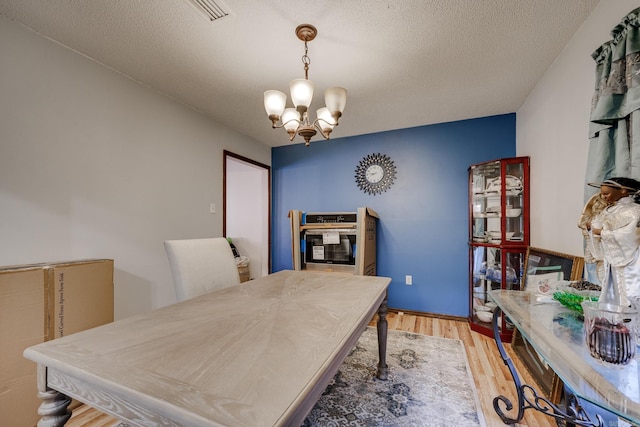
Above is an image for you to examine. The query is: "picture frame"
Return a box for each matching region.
[513,247,584,402]
[522,247,584,293]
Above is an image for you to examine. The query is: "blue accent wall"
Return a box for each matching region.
[271,114,516,316]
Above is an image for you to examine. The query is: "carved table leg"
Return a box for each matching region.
[376,294,389,380]
[36,389,72,427]
[35,365,72,427]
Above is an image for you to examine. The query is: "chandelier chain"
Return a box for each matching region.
[302,41,310,80]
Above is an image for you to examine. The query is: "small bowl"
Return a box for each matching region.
[506,208,521,217]
[476,310,493,323]
[505,232,515,239]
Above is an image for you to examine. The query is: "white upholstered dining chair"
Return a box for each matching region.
[164,237,241,302]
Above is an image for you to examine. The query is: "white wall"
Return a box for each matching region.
[0,18,271,319]
[516,0,639,256]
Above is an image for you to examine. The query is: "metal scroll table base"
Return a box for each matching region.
[490,308,605,427]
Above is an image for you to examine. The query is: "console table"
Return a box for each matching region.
[489,289,640,426]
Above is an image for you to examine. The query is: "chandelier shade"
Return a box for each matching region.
[316,107,335,134]
[324,87,347,118]
[282,108,300,134]
[264,90,286,119]
[263,24,347,146]
[290,79,314,111]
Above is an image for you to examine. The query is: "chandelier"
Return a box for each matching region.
[264,24,347,146]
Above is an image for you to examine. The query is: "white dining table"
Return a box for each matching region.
[24,270,391,427]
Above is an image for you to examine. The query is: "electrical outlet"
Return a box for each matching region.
[209,203,216,214]
[405,275,412,285]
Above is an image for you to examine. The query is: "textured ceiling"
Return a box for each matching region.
[0,0,600,147]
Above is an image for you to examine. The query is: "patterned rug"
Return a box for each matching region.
[301,327,486,427]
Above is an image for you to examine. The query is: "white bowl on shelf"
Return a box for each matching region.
[485,302,497,310]
[476,310,493,323]
[506,208,522,217]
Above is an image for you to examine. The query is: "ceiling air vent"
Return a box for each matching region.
[184,0,232,22]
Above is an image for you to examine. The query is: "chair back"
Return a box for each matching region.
[164,237,240,301]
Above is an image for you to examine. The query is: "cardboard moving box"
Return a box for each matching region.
[0,259,113,427]
[0,267,47,427]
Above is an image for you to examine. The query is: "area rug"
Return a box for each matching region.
[301,327,487,427]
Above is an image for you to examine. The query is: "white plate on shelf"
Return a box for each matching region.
[486,175,523,193]
[505,175,522,188]
[485,178,499,192]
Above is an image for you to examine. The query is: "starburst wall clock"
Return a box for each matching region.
[354,153,396,195]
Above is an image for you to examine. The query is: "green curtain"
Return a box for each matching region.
[585,7,640,201]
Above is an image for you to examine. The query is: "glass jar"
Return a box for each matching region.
[581,300,637,366]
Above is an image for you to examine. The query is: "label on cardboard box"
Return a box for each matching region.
[49,259,114,338]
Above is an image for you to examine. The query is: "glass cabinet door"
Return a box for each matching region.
[503,161,526,243]
[471,246,524,334]
[470,159,527,244]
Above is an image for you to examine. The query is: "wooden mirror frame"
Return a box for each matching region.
[512,247,584,403]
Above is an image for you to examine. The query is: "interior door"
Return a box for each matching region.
[223,151,271,279]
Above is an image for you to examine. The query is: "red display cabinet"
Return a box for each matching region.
[468,157,530,342]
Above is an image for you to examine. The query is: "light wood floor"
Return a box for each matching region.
[67,311,556,427]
